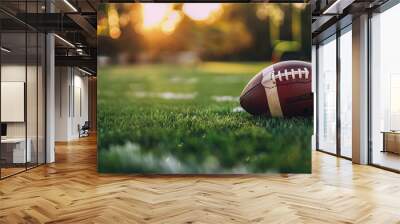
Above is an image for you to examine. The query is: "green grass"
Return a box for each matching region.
[98,62,312,173]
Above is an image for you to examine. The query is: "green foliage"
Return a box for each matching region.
[98,4,310,62]
[98,62,312,173]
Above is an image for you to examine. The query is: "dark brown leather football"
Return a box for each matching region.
[239,60,312,117]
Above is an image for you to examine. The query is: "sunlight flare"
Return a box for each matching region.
[141,3,171,30]
[161,11,183,34]
[182,3,222,22]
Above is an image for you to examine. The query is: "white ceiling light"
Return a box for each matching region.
[78,67,93,76]
[323,0,355,15]
[54,34,75,48]
[1,47,11,53]
[63,0,78,12]
[76,48,85,55]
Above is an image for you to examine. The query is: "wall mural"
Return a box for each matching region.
[97,3,312,174]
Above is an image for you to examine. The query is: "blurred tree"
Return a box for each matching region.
[97,3,310,63]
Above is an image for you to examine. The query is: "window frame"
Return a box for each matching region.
[315,22,353,160]
[367,0,400,173]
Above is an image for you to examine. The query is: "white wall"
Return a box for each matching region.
[1,64,46,164]
[55,67,70,141]
[1,65,38,138]
[1,65,26,140]
[55,67,89,141]
[72,72,89,138]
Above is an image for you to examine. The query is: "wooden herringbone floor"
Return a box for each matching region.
[1,135,400,224]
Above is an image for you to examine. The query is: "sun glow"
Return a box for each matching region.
[182,3,222,22]
[139,3,222,34]
[140,3,182,34]
[141,3,171,30]
[108,6,121,39]
[161,11,183,34]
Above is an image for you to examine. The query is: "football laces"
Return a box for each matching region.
[271,67,309,81]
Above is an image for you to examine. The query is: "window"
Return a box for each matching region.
[339,27,352,158]
[317,35,337,154]
[370,3,400,171]
[0,1,46,179]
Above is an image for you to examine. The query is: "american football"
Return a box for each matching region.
[240,60,312,117]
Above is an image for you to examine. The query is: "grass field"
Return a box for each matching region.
[98,62,312,173]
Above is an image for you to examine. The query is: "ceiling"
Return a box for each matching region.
[310,0,390,43]
[0,0,100,74]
